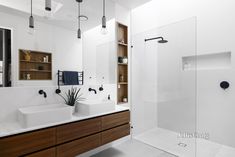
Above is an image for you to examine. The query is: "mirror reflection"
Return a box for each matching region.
[0,0,116,87]
[0,28,11,87]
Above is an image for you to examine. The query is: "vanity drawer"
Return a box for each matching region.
[24,148,56,157]
[56,118,101,144]
[102,111,130,130]
[101,124,130,145]
[0,128,56,157]
[57,133,101,157]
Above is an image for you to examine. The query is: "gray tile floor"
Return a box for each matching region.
[91,140,176,157]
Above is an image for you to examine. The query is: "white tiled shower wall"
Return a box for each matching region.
[131,0,235,148]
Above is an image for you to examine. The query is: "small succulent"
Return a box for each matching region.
[59,87,85,106]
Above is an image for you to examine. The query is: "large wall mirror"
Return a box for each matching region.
[0,0,116,88]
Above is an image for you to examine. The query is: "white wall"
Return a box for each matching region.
[0,11,83,87]
[115,3,131,26]
[83,19,116,85]
[0,84,116,124]
[131,0,235,147]
[156,18,196,133]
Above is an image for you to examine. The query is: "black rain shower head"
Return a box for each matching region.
[144,36,168,43]
[158,39,168,43]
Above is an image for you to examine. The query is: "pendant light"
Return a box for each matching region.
[101,0,107,34]
[45,0,52,11]
[77,0,82,39]
[29,0,34,28]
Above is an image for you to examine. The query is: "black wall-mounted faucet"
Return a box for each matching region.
[88,88,97,94]
[39,90,47,98]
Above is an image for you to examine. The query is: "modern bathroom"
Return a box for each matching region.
[0,0,234,157]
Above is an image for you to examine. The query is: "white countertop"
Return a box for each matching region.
[0,105,129,138]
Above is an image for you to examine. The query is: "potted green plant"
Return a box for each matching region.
[59,87,85,113]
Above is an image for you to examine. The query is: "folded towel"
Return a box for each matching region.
[63,71,79,85]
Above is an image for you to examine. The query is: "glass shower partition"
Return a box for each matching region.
[132,17,197,157]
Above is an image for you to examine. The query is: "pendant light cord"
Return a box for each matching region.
[31,0,33,16]
[103,0,105,17]
[78,2,80,29]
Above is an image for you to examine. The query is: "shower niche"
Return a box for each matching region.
[182,51,231,71]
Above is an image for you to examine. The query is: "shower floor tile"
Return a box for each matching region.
[134,127,235,157]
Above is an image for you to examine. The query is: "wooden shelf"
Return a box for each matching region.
[118,82,128,85]
[117,102,128,105]
[20,70,52,73]
[19,49,52,80]
[20,60,52,64]
[118,42,128,46]
[118,63,128,65]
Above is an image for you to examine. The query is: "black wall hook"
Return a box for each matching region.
[220,81,230,90]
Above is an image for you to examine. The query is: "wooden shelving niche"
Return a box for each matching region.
[117,22,128,104]
[19,49,52,80]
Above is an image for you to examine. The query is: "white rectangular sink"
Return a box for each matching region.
[18,104,72,128]
[77,100,115,115]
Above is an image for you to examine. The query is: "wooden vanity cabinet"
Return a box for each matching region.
[0,111,130,157]
[57,133,101,157]
[24,148,56,157]
[102,111,130,130]
[0,128,56,157]
[56,118,102,144]
[102,124,130,145]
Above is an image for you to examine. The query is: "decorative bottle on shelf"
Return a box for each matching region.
[118,57,123,63]
[26,73,31,80]
[122,57,128,64]
[123,97,128,103]
[24,51,31,61]
[119,75,124,82]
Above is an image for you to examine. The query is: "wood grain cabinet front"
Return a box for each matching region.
[101,124,130,145]
[56,118,102,144]
[0,128,56,157]
[0,111,130,157]
[24,148,56,157]
[102,111,130,130]
[56,133,101,157]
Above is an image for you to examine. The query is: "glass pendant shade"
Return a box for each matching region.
[77,0,82,39]
[28,0,35,35]
[77,28,81,39]
[28,16,35,35]
[29,15,34,28]
[101,0,107,35]
[45,0,52,11]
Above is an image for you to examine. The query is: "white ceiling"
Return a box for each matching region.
[112,0,151,9]
[0,0,115,31]
[0,0,151,31]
